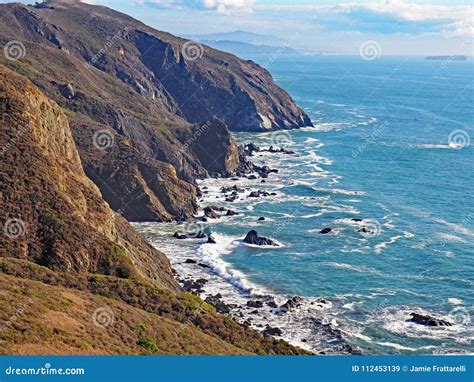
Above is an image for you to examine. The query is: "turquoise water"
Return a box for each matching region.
[136,56,473,354]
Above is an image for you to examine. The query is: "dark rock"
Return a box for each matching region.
[319,227,332,234]
[258,217,265,221]
[247,300,264,308]
[249,191,261,198]
[182,278,207,293]
[198,263,210,268]
[204,206,219,219]
[205,295,231,314]
[210,206,226,211]
[281,296,303,312]
[226,209,238,216]
[207,235,216,244]
[243,230,278,246]
[184,259,197,264]
[408,312,452,327]
[58,83,75,99]
[173,232,187,239]
[263,325,283,337]
[243,143,260,156]
[351,218,363,222]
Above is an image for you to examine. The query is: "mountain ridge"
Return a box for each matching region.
[0,0,311,222]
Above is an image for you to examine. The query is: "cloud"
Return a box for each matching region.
[257,1,473,37]
[138,0,255,13]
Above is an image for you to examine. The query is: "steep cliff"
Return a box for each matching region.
[0,65,177,289]
[0,0,311,221]
[0,66,307,355]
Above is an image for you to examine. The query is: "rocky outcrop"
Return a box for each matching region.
[189,117,240,176]
[0,66,177,289]
[407,312,452,327]
[0,1,311,221]
[243,230,279,246]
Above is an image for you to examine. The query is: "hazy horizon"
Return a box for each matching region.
[1,0,472,56]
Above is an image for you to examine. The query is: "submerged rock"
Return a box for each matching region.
[280,296,303,312]
[173,232,187,240]
[319,227,332,234]
[243,230,278,246]
[407,312,452,327]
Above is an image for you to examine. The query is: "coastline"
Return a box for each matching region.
[134,129,359,355]
[134,125,473,356]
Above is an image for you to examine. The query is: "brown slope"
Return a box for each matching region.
[0,66,308,355]
[0,64,177,290]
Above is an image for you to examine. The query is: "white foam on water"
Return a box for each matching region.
[447,298,464,305]
[377,342,417,351]
[436,232,465,243]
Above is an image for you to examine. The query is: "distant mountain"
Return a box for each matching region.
[201,40,302,56]
[425,55,467,61]
[186,30,283,46]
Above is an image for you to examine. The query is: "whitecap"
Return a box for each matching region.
[447,298,464,305]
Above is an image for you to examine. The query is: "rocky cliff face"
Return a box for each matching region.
[0,0,311,221]
[0,65,177,289]
[0,66,307,355]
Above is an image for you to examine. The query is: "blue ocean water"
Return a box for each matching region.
[135,56,473,354]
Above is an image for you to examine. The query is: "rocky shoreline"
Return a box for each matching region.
[164,142,361,355]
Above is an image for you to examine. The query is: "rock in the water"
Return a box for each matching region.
[351,218,363,222]
[182,278,207,293]
[319,227,332,234]
[243,230,278,246]
[262,325,283,337]
[258,217,265,221]
[226,209,238,216]
[408,312,452,327]
[184,259,197,264]
[280,296,303,312]
[207,235,216,244]
[204,206,219,219]
[173,232,187,239]
[243,143,260,156]
[247,300,264,308]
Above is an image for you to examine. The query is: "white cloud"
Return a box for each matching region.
[256,0,473,37]
[139,0,255,13]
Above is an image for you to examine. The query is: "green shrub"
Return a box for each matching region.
[137,335,158,353]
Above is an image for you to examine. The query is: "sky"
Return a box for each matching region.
[3,0,473,55]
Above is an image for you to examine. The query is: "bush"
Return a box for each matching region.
[137,335,158,353]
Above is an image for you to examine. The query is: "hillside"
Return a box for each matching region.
[0,0,311,222]
[0,66,307,355]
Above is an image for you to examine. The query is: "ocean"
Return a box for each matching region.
[134,55,473,354]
